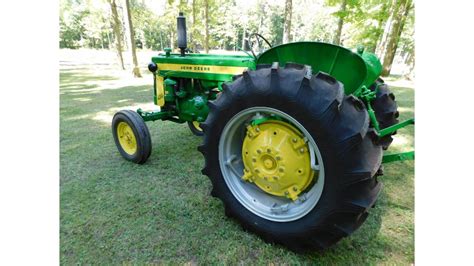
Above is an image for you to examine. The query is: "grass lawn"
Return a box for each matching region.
[60,51,414,264]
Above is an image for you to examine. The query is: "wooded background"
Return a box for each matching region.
[60,0,414,78]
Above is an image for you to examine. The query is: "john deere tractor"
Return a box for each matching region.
[112,13,414,251]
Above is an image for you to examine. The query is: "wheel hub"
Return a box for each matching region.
[117,121,137,155]
[241,120,314,200]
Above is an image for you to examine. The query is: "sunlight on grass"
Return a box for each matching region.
[387,78,415,90]
[398,106,414,114]
[64,114,92,121]
[62,75,151,95]
[73,97,92,102]
[117,99,132,103]
[390,134,414,151]
[92,102,158,125]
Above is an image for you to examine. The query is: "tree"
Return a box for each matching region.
[204,0,210,53]
[125,0,142,77]
[380,0,413,76]
[59,0,414,78]
[337,0,392,53]
[375,0,396,58]
[283,0,292,43]
[190,0,197,52]
[325,0,361,46]
[333,0,347,45]
[108,0,125,70]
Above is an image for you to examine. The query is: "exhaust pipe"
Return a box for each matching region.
[177,12,187,57]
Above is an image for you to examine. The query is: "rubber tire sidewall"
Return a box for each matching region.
[112,110,152,164]
[205,92,366,247]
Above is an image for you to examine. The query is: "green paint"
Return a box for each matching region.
[137,109,174,122]
[164,78,177,102]
[177,95,209,122]
[257,42,368,94]
[161,71,240,83]
[139,41,414,163]
[356,84,414,146]
[383,151,415,163]
[361,51,383,87]
[378,118,415,137]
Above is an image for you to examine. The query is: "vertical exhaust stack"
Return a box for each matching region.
[177,12,187,57]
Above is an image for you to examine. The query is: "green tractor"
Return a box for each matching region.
[112,13,414,251]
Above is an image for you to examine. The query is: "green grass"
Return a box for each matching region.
[60,64,414,264]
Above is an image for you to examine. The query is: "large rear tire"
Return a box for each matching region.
[369,79,399,150]
[198,63,383,251]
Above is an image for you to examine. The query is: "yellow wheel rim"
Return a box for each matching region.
[241,120,314,200]
[192,121,203,132]
[117,122,137,155]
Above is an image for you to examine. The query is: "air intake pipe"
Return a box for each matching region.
[177,12,187,57]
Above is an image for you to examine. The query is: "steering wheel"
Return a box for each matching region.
[247,33,272,58]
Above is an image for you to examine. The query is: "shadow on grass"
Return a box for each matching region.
[60,70,119,86]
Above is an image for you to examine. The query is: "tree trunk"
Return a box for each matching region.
[204,0,209,53]
[405,50,415,79]
[381,0,412,76]
[106,29,112,49]
[371,1,391,53]
[283,0,292,43]
[191,0,196,52]
[233,27,237,51]
[169,30,174,50]
[109,0,125,70]
[333,0,347,45]
[241,25,246,50]
[159,31,164,51]
[125,0,141,77]
[375,0,396,58]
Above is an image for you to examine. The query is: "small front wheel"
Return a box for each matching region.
[112,110,152,164]
[187,121,204,136]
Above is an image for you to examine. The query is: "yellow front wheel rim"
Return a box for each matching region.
[192,121,203,132]
[117,122,138,155]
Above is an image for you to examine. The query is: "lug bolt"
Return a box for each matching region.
[285,191,289,195]
[264,176,268,180]
[279,168,284,173]
[255,169,260,173]
[293,187,298,192]
[275,156,281,161]
[249,133,253,137]
[252,158,257,162]
[267,148,271,153]
[292,138,297,143]
[256,127,260,132]
[273,176,278,180]
[300,148,305,153]
[257,149,261,154]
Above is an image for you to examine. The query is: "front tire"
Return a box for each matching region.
[187,121,204,136]
[199,64,383,251]
[112,110,152,164]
